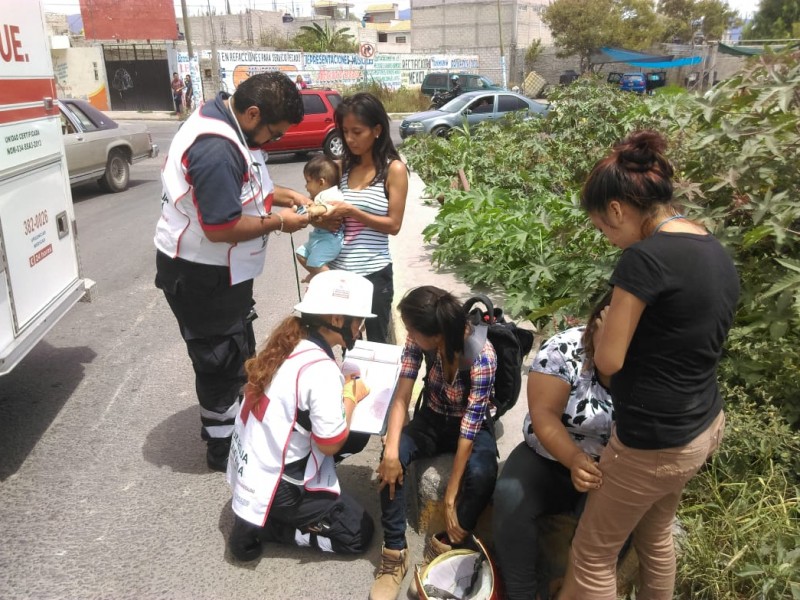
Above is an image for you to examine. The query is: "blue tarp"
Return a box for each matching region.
[597,47,703,69]
[625,56,703,68]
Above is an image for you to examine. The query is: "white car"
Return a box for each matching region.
[58,99,159,193]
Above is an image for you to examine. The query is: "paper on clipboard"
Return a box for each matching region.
[343,340,402,435]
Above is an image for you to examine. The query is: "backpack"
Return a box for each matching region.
[415,294,535,422]
[464,295,535,420]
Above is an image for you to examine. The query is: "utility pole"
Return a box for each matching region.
[208,0,220,94]
[497,0,507,88]
[180,0,194,58]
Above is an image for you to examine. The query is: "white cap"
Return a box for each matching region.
[294,270,376,318]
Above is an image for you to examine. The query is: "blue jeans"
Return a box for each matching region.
[380,406,498,550]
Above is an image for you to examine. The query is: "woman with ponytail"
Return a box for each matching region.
[226,270,376,563]
[557,131,739,600]
[369,286,498,600]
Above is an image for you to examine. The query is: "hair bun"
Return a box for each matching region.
[616,130,667,173]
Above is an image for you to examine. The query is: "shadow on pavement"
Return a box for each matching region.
[0,341,96,480]
[142,404,208,474]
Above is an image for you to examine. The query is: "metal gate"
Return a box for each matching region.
[103,44,173,111]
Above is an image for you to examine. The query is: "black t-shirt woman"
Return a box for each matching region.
[558,130,739,600]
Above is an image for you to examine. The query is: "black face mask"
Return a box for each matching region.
[321,317,357,351]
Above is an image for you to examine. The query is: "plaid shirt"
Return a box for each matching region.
[399,334,496,440]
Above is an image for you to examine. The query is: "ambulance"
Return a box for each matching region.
[0,0,92,374]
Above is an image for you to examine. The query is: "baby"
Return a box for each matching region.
[295,155,345,281]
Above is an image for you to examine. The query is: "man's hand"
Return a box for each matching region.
[279,208,309,233]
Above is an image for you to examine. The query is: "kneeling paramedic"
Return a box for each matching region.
[227,270,376,560]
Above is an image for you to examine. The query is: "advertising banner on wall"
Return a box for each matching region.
[182,48,479,95]
[217,50,303,93]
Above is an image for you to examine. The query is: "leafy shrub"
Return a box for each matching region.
[340,81,430,113]
[405,77,671,321]
[677,399,800,599]
[404,53,800,425]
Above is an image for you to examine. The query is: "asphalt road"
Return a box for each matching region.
[0,122,421,599]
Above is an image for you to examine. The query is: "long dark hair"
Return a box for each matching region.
[581,289,613,372]
[398,286,466,366]
[581,130,676,234]
[335,92,400,185]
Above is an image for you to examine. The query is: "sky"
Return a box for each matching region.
[42,0,759,19]
[43,1,410,19]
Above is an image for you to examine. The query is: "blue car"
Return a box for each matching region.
[620,73,647,94]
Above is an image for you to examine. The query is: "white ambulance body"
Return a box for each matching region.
[0,1,91,375]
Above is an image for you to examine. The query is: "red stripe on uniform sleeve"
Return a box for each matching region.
[312,427,349,446]
[201,218,240,232]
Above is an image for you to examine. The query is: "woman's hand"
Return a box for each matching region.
[376,455,404,500]
[315,200,347,232]
[569,451,603,493]
[343,375,369,404]
[444,493,467,544]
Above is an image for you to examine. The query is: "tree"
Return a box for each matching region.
[524,39,544,73]
[293,22,358,53]
[658,0,737,42]
[744,0,800,39]
[543,0,662,72]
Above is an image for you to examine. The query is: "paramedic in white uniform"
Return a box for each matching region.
[227,270,376,561]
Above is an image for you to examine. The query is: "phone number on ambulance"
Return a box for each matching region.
[24,210,48,235]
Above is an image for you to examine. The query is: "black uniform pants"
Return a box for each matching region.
[229,458,374,561]
[155,251,256,444]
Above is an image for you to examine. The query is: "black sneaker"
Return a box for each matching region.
[206,438,231,472]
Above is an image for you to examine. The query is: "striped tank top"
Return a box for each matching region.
[329,168,391,275]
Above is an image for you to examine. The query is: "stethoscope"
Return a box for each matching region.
[227,100,267,220]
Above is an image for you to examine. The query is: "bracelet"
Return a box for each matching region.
[267,211,284,236]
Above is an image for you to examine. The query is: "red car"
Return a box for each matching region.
[265,88,343,159]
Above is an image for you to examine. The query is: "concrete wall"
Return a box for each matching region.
[410,0,551,86]
[178,10,285,47]
[51,47,110,110]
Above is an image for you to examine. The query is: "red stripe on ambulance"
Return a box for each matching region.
[0,78,56,106]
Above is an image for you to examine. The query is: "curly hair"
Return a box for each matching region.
[244,316,307,396]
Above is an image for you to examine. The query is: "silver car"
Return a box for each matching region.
[399,91,549,139]
[58,99,159,193]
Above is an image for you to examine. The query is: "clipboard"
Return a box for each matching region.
[343,340,402,435]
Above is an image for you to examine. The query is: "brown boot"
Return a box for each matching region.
[408,533,453,597]
[370,545,410,600]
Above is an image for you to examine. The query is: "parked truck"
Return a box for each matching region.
[0,0,92,374]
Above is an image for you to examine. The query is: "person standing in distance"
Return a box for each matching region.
[170,72,183,115]
[154,72,310,472]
